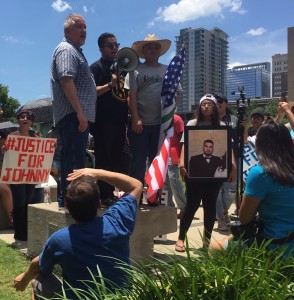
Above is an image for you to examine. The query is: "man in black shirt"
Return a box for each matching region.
[90,33,129,206]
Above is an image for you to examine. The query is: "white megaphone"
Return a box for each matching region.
[116,47,139,72]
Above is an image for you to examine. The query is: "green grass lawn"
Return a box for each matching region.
[0,240,32,300]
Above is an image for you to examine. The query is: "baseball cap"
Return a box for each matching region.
[199,94,217,105]
[250,110,264,119]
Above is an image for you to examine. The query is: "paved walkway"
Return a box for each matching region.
[0,205,237,259]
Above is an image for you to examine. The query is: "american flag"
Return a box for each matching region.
[145,47,185,203]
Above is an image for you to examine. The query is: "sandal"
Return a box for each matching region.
[175,244,186,253]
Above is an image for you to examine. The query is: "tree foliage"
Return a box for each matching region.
[231,98,279,124]
[0,84,21,122]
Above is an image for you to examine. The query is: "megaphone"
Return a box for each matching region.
[116,47,139,72]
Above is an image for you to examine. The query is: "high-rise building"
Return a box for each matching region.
[272,54,288,98]
[175,27,228,112]
[226,62,271,102]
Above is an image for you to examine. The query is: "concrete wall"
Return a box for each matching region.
[28,203,177,263]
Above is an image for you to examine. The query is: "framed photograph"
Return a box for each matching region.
[184,126,232,182]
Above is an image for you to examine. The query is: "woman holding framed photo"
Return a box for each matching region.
[175,94,236,252]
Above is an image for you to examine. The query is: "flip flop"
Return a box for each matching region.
[175,244,186,253]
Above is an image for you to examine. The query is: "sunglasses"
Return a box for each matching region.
[18,114,33,121]
[103,43,120,49]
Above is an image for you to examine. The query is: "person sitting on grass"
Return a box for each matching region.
[210,121,294,257]
[13,168,142,300]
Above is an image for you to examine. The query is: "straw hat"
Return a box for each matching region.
[132,34,171,59]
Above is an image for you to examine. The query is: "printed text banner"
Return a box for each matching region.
[242,136,259,182]
[0,136,56,184]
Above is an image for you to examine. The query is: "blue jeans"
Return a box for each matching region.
[164,161,186,210]
[57,113,89,207]
[128,123,160,185]
[216,181,237,218]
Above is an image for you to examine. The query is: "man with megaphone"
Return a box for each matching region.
[90,33,131,207]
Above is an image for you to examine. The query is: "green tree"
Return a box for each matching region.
[264,98,279,119]
[0,84,21,121]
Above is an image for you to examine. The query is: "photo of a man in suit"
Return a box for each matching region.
[189,139,223,178]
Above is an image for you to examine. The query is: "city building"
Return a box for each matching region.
[175,27,229,112]
[226,62,271,102]
[272,54,288,98]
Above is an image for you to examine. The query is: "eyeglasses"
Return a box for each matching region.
[18,114,33,121]
[104,43,120,49]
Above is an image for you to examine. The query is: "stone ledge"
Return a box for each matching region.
[28,202,177,263]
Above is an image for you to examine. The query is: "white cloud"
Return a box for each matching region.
[151,0,247,25]
[229,28,287,66]
[51,0,72,12]
[83,5,88,13]
[2,35,18,44]
[228,61,245,69]
[1,35,34,45]
[246,27,266,36]
[147,21,155,28]
[230,0,247,14]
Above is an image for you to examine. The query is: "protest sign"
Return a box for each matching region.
[0,135,56,184]
[242,136,259,182]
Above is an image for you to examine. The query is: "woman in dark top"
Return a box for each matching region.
[175,94,236,252]
[5,110,37,241]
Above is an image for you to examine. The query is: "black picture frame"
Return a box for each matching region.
[184,126,232,182]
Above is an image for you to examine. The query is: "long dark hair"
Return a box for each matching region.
[196,101,220,126]
[255,121,294,186]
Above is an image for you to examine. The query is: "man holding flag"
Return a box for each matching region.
[125,34,185,204]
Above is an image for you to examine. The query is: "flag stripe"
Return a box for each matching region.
[145,48,185,203]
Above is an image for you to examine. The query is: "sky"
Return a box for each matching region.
[0,0,293,105]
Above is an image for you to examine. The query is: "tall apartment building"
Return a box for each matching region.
[226,62,271,102]
[272,53,288,98]
[175,27,228,112]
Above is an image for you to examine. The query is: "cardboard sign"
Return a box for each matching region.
[0,136,56,184]
[242,136,259,182]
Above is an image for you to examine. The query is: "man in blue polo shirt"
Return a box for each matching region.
[13,168,142,299]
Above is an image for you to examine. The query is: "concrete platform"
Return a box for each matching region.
[0,204,235,261]
[26,202,177,263]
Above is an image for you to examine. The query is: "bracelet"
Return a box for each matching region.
[179,166,185,169]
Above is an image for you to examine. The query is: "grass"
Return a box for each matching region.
[0,239,32,300]
[1,237,293,300]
